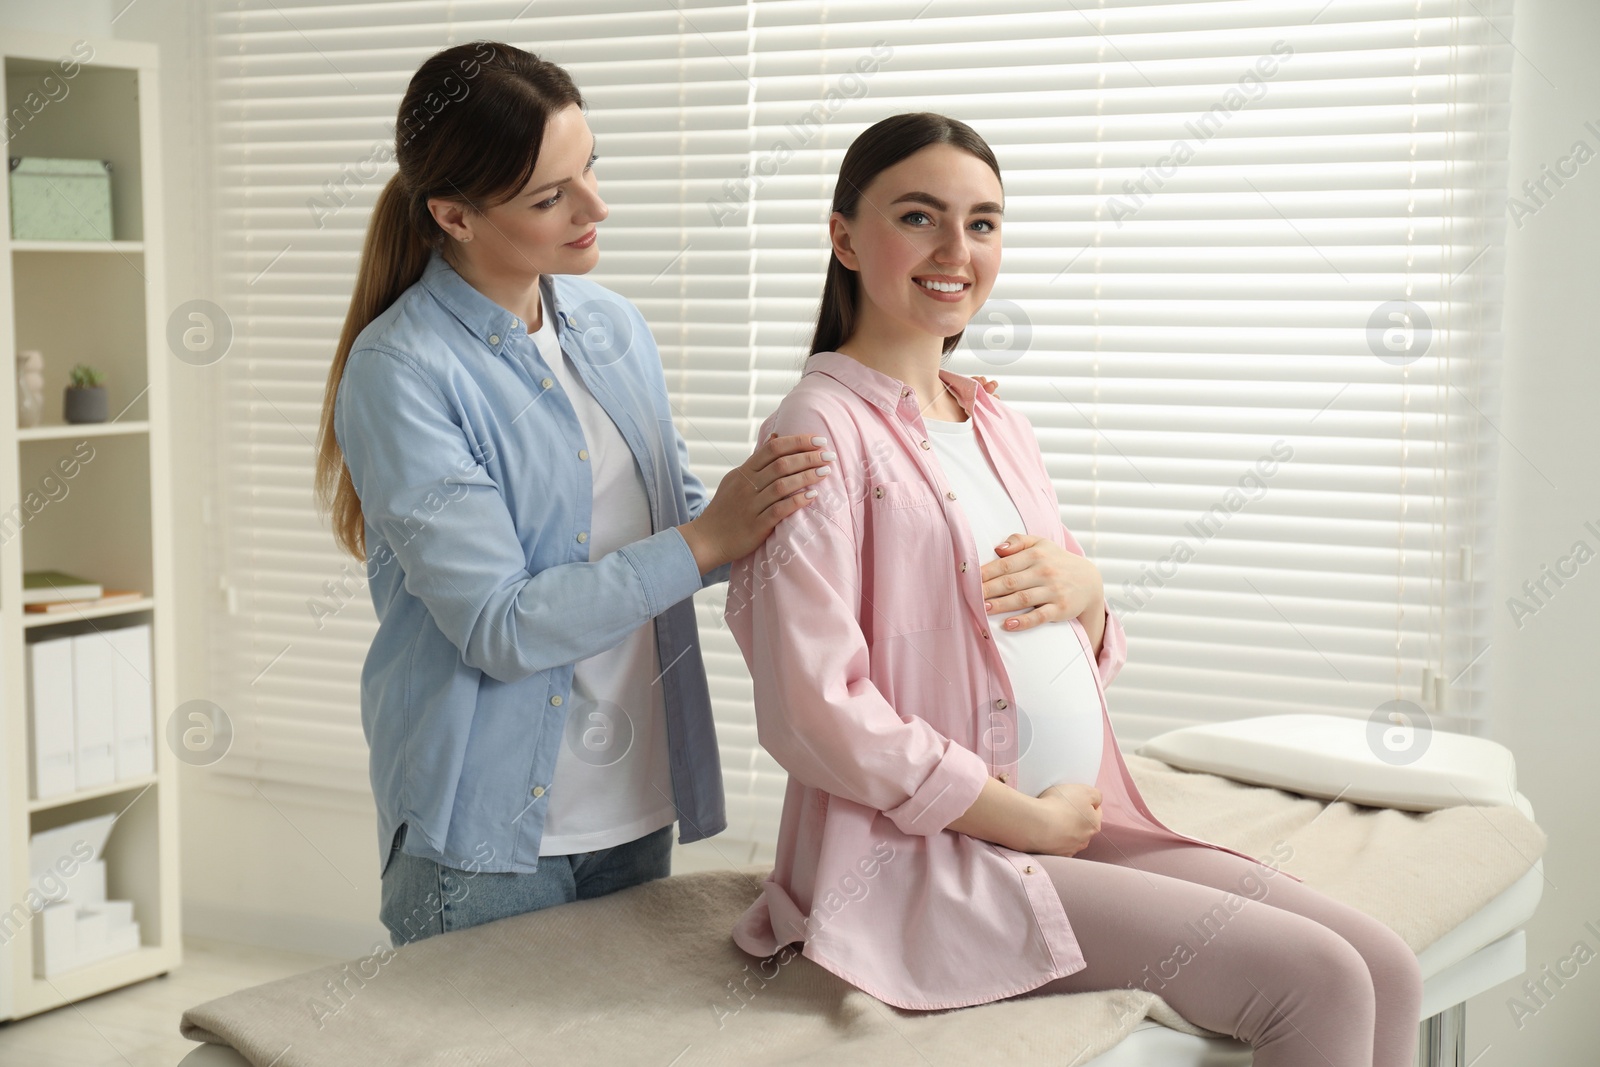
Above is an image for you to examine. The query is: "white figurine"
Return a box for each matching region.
[16,349,45,428]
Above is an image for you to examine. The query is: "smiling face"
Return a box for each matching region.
[427,102,608,277]
[828,143,1003,347]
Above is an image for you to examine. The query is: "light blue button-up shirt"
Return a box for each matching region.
[334,247,731,875]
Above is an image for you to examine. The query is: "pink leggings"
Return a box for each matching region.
[1023,820,1423,1067]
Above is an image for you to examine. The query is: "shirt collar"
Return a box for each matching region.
[803,349,988,421]
[420,246,564,350]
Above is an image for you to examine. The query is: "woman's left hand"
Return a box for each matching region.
[980,533,1105,633]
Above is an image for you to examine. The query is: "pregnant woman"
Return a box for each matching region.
[724,112,1423,1067]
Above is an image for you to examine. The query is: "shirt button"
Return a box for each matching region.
[919,439,930,449]
[489,334,500,345]
[946,490,957,500]
[576,531,588,543]
[981,631,990,640]
[542,377,554,389]
[902,387,910,397]
[873,486,884,499]
[997,772,1010,783]
[531,785,545,798]
[959,561,967,572]
[578,449,589,460]
[1024,865,1035,875]
[512,318,520,329]
[995,698,1008,710]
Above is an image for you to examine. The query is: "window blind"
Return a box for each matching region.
[207,0,1513,866]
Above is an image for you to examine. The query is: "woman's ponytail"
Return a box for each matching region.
[313,172,430,559]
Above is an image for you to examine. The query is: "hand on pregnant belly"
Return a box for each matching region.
[1031,782,1103,858]
[982,533,1105,634]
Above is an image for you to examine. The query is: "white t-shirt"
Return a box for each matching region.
[923,410,1104,796]
[529,311,676,855]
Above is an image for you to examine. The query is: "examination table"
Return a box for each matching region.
[175,715,1547,1066]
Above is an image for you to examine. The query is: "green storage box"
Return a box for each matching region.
[8,157,114,241]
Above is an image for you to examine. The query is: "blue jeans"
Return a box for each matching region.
[377,821,674,947]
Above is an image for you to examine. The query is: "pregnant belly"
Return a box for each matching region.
[990,614,1105,796]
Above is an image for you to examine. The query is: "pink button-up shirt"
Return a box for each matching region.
[723,350,1303,1011]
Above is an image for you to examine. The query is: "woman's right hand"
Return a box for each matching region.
[677,432,834,574]
[1029,782,1104,858]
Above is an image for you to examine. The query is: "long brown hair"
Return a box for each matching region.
[314,41,585,559]
[808,112,1003,362]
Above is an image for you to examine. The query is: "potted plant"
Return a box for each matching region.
[64,363,108,424]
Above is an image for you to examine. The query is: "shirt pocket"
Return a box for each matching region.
[864,479,954,635]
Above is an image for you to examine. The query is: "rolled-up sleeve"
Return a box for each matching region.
[1059,523,1128,687]
[1094,601,1127,685]
[335,345,705,684]
[724,413,988,837]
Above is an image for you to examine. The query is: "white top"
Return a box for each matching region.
[529,310,676,855]
[923,410,1104,796]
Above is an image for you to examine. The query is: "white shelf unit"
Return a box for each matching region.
[0,29,180,1019]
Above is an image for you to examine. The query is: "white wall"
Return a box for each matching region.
[10,0,1596,1058]
[0,0,110,38]
[1470,0,1600,1061]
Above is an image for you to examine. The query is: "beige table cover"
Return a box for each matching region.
[180,754,1547,1066]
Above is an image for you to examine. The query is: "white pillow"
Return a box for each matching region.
[1136,713,1519,812]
